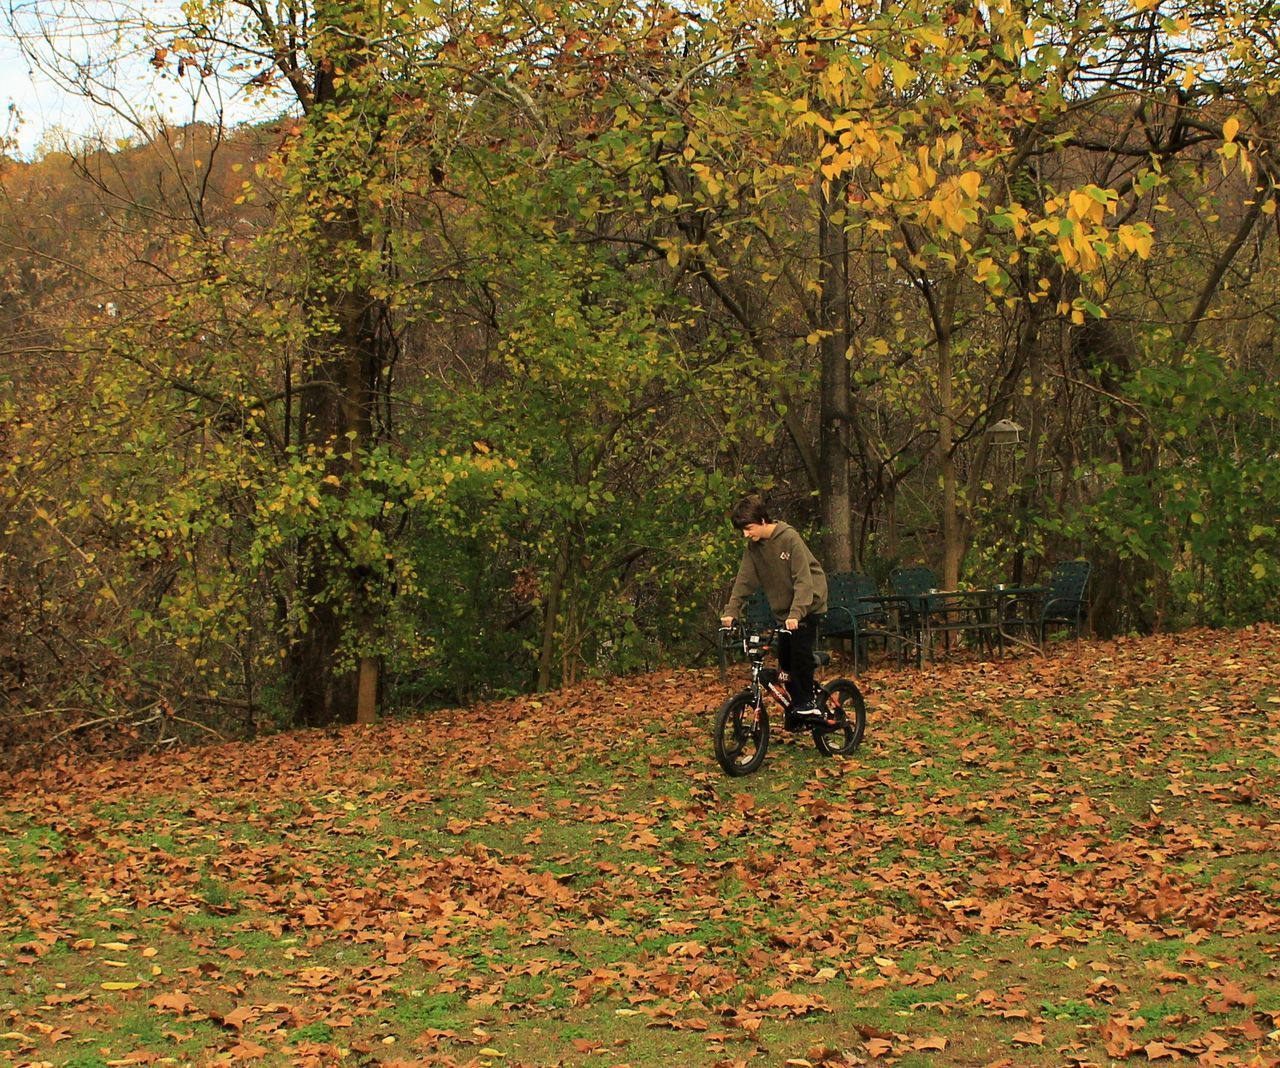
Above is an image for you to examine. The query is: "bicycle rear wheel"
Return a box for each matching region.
[713,690,769,776]
[812,678,866,757]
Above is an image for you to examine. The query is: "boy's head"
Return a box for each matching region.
[730,494,770,532]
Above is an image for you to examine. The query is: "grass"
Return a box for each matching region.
[1,629,1279,1065]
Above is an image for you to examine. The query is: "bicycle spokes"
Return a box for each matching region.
[714,690,770,776]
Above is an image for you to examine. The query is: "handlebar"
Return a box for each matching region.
[719,622,794,638]
[717,621,791,680]
[718,622,791,659]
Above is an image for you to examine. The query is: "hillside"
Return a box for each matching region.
[2,628,1279,1066]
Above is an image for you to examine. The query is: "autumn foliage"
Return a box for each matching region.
[3,0,1280,751]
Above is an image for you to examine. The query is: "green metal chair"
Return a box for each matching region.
[1039,560,1091,643]
[717,588,776,681]
[889,564,940,604]
[742,588,775,634]
[888,565,941,665]
[823,571,903,671]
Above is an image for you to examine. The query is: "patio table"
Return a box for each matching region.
[912,589,999,661]
[991,584,1049,654]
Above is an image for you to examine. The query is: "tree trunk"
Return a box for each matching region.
[817,177,853,572]
[1072,319,1157,636]
[537,535,572,691]
[291,594,357,728]
[285,37,389,727]
[936,280,964,590]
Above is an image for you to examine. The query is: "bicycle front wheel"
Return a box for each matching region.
[713,690,769,776]
[813,679,866,757]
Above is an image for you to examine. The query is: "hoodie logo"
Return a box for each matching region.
[779,551,791,560]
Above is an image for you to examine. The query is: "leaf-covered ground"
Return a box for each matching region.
[2,626,1280,1067]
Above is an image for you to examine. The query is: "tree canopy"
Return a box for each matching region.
[2,0,1278,755]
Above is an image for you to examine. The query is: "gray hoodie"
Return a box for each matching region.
[723,522,828,623]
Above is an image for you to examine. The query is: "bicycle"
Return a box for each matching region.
[713,624,866,776]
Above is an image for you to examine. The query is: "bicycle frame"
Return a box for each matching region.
[738,629,794,714]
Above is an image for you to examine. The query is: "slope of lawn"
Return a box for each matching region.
[2,625,1279,1067]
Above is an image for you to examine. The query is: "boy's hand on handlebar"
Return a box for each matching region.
[720,616,735,629]
[785,618,799,631]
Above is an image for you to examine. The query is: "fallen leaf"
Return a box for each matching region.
[150,992,197,1014]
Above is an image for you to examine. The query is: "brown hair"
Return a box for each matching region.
[730,494,770,530]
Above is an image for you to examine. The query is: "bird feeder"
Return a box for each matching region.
[988,418,1023,446]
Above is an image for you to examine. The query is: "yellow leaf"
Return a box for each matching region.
[958,171,982,199]
[101,981,141,991]
[1223,116,1239,143]
[1068,190,1099,222]
[917,145,937,187]
[1252,563,1268,579]
[942,204,968,235]
[1121,225,1154,259]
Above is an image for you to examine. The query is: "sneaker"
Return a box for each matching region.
[790,704,822,719]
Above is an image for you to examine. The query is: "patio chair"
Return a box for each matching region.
[717,588,777,680]
[742,588,775,634]
[888,565,941,665]
[1039,559,1092,643]
[822,571,904,671]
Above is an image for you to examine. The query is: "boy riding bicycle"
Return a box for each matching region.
[719,494,828,719]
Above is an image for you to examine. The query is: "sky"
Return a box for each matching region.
[1,30,108,155]
[2,1,280,158]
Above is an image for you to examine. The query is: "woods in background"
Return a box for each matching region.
[2,0,1278,758]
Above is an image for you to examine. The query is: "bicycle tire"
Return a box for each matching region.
[713,689,769,776]
[812,678,866,757]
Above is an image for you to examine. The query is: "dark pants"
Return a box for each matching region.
[779,613,823,709]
